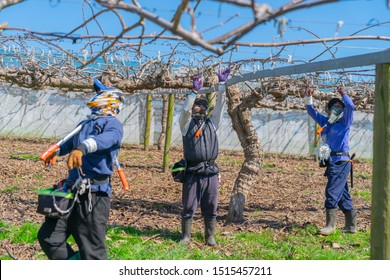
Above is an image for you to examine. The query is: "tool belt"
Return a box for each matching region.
[320,151,350,168]
[186,160,219,175]
[324,151,356,188]
[330,152,350,157]
[90,176,111,185]
[37,179,77,219]
[171,159,187,183]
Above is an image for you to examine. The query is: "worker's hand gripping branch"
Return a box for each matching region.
[192,76,203,93]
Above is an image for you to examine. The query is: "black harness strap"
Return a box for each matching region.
[330,151,350,157]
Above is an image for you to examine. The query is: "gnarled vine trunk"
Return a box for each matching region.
[226,85,264,222]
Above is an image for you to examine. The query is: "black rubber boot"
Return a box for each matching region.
[319,208,338,236]
[204,217,217,247]
[68,251,80,260]
[343,209,357,234]
[179,218,192,245]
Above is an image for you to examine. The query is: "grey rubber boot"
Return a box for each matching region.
[319,208,338,236]
[343,209,357,234]
[204,217,217,247]
[179,218,192,245]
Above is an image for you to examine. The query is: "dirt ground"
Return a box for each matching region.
[0,136,372,259]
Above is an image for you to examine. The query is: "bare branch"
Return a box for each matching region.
[219,0,339,51]
[0,0,24,11]
[231,35,390,48]
[172,0,189,31]
[95,0,223,54]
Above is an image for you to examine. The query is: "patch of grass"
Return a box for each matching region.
[30,184,44,192]
[353,173,372,179]
[263,163,276,169]
[0,221,370,260]
[357,158,372,163]
[105,224,370,260]
[353,190,371,202]
[10,154,40,161]
[0,185,19,193]
[0,222,39,245]
[218,156,242,166]
[296,165,309,172]
[34,173,44,180]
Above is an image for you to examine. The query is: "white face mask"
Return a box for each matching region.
[328,106,344,124]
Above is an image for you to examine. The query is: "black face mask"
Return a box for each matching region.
[192,106,207,119]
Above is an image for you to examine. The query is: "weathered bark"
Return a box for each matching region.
[144,94,153,151]
[226,85,264,222]
[206,91,217,115]
[157,94,168,150]
[162,94,175,173]
[371,63,390,259]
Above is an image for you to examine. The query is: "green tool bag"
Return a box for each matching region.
[171,159,186,183]
[37,188,75,219]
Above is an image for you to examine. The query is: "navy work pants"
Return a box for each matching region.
[181,172,218,219]
[325,160,353,211]
[38,192,110,260]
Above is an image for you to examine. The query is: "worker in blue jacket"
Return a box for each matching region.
[38,79,124,259]
[305,86,357,235]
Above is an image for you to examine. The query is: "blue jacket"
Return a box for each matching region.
[306,94,354,163]
[59,115,124,195]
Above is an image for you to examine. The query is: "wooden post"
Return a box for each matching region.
[314,123,320,146]
[307,114,317,156]
[157,94,168,150]
[163,93,175,172]
[371,63,390,260]
[144,94,153,151]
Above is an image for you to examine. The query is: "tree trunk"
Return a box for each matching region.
[371,63,390,259]
[144,94,153,151]
[206,91,217,115]
[157,94,168,150]
[226,85,264,222]
[162,94,175,172]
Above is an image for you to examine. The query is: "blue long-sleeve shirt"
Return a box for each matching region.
[306,94,354,163]
[59,115,124,195]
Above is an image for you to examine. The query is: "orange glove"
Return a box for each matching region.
[67,149,83,170]
[44,155,57,167]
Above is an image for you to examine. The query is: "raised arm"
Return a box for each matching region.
[339,87,354,127]
[305,87,328,127]
[179,76,203,136]
[210,68,230,130]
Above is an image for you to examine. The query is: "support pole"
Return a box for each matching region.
[371,63,390,259]
[163,94,175,172]
[144,94,153,151]
[314,123,320,147]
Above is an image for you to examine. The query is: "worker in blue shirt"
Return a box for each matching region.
[37,79,124,259]
[305,86,357,235]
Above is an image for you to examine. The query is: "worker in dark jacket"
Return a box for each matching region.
[179,69,230,246]
[38,79,124,259]
[306,86,357,235]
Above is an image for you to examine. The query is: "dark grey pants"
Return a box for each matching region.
[181,173,218,219]
[38,192,110,260]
